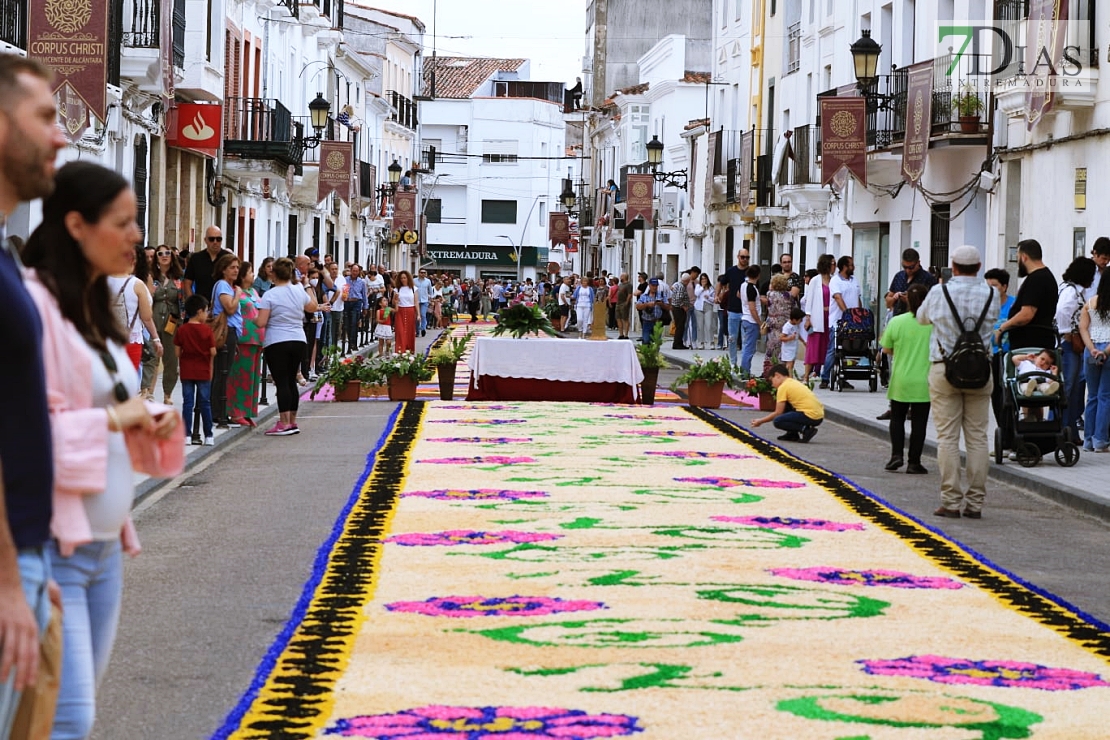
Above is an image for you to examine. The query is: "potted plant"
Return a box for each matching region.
[542,301,564,331]
[359,359,389,398]
[380,351,434,401]
[671,355,735,409]
[738,370,777,411]
[635,322,668,405]
[953,86,983,133]
[311,347,368,402]
[427,332,474,400]
[491,303,559,339]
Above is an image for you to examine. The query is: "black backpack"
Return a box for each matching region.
[938,285,993,390]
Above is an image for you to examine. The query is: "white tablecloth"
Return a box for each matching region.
[469,337,645,387]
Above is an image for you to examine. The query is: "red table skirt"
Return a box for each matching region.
[467,374,635,404]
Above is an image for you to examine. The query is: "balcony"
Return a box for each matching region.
[723,129,776,209]
[223,98,305,176]
[493,80,567,107]
[1,0,26,50]
[387,90,418,131]
[117,0,185,91]
[776,125,821,188]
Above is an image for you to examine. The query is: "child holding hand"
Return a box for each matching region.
[174,294,218,444]
[779,307,807,377]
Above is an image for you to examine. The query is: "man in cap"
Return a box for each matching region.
[917,244,998,520]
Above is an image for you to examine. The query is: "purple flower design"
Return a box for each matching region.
[619,431,715,437]
[437,405,518,410]
[384,595,607,618]
[604,414,690,421]
[712,516,864,531]
[425,438,533,444]
[418,456,536,465]
[644,451,758,460]
[769,567,963,590]
[403,489,549,501]
[858,655,1110,691]
[674,476,806,489]
[428,419,527,425]
[325,705,644,738]
[387,530,562,547]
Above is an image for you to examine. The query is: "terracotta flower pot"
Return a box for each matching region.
[388,375,418,401]
[437,363,457,401]
[639,366,659,405]
[758,391,776,412]
[335,380,362,402]
[686,380,726,409]
[959,115,980,134]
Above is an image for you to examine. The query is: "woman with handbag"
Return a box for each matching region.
[227,262,265,427]
[107,250,160,376]
[150,244,183,404]
[21,161,182,740]
[1055,257,1096,443]
[210,253,243,427]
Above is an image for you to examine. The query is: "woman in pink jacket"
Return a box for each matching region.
[22,161,180,739]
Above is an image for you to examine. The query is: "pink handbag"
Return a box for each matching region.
[124,402,185,478]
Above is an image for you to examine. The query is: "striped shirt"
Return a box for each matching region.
[916,276,999,363]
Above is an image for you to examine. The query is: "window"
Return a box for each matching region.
[425,199,442,224]
[628,104,650,162]
[787,22,801,73]
[482,139,518,164]
[481,200,517,224]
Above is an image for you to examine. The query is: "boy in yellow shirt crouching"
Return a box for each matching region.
[751,364,825,443]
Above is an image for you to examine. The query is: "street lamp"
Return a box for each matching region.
[559,181,578,216]
[645,135,688,190]
[497,234,523,284]
[849,29,898,111]
[299,92,331,150]
[388,159,403,193]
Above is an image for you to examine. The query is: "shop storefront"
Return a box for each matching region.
[425,245,542,282]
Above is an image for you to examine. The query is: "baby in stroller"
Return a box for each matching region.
[1012,349,1061,420]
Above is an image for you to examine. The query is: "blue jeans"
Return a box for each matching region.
[641,318,656,344]
[740,320,760,374]
[418,302,429,333]
[727,311,744,366]
[181,379,212,438]
[822,325,838,382]
[1084,344,1110,449]
[48,539,123,740]
[1060,342,1085,439]
[0,548,51,735]
[773,411,823,434]
[686,310,697,345]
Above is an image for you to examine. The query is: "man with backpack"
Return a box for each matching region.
[917,245,999,520]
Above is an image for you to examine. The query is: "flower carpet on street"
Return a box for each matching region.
[215,402,1110,739]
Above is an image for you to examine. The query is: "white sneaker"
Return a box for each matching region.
[1042,380,1060,396]
[204,436,215,446]
[1021,379,1037,397]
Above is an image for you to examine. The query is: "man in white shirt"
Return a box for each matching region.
[557,276,573,330]
[327,263,346,349]
[365,267,386,332]
[414,268,433,337]
[822,255,862,389]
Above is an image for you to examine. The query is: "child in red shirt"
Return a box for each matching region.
[174,294,218,444]
[374,296,395,356]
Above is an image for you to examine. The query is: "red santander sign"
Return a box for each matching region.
[166,104,222,157]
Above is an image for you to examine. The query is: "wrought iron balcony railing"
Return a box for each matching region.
[387,90,418,130]
[223,97,304,170]
[1,0,26,50]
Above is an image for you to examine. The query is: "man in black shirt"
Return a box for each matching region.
[183,225,231,301]
[0,54,66,727]
[725,248,752,366]
[996,239,1058,351]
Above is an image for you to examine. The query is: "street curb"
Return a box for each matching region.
[661,350,1110,523]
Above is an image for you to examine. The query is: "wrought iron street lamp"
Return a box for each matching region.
[300,92,331,150]
[645,135,687,190]
[849,30,898,111]
[560,181,579,217]
[388,159,403,193]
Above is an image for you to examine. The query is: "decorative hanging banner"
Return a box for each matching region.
[549,212,571,246]
[317,141,353,205]
[28,0,110,122]
[393,190,417,231]
[624,174,654,224]
[57,83,89,143]
[901,63,934,186]
[160,0,175,99]
[738,130,754,208]
[1025,0,1070,131]
[820,97,868,187]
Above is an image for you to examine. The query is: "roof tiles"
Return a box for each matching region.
[423,57,527,99]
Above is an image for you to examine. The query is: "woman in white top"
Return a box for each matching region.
[693,272,717,350]
[392,270,418,353]
[107,247,161,374]
[22,162,178,739]
[256,258,320,436]
[573,278,595,337]
[1079,274,1110,451]
[1055,257,1096,442]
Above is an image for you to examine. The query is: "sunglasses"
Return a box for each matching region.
[98,350,131,404]
[739,255,750,260]
[206,236,223,242]
[156,250,173,257]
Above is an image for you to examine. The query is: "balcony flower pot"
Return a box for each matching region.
[335,380,362,402]
[958,115,980,134]
[686,380,726,408]
[436,363,458,401]
[639,366,659,405]
[388,375,418,401]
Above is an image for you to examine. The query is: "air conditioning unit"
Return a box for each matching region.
[660,191,680,226]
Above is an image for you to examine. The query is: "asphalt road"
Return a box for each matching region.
[92,387,1110,739]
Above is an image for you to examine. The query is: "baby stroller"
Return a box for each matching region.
[829,308,880,392]
[993,346,1079,467]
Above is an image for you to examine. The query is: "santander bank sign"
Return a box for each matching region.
[167,103,222,157]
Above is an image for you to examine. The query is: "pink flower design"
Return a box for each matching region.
[428,419,527,425]
[403,489,549,501]
[418,456,536,465]
[425,438,533,444]
[437,405,518,410]
[384,595,607,618]
[674,476,806,489]
[619,431,715,437]
[858,655,1110,691]
[387,530,562,547]
[712,516,864,531]
[769,567,963,589]
[325,705,643,738]
[604,414,690,421]
[644,451,758,460]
